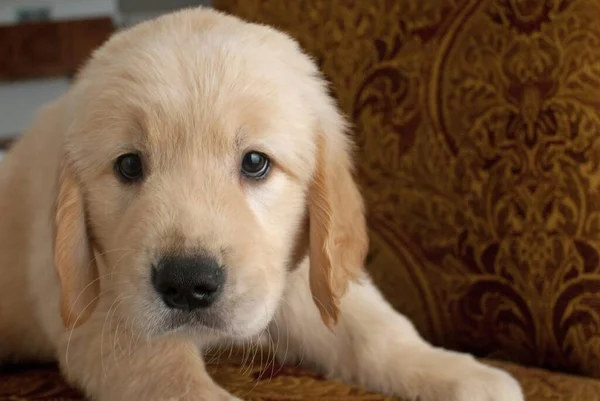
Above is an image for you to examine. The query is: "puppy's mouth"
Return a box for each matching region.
[136,255,274,338]
[160,307,228,334]
[144,293,272,339]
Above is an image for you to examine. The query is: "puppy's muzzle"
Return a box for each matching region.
[151,255,225,311]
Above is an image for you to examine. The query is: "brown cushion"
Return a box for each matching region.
[2,359,600,401]
[213,0,600,377]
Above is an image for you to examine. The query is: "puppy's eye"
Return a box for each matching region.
[115,153,143,182]
[241,151,270,179]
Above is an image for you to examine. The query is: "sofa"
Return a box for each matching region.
[3,0,600,400]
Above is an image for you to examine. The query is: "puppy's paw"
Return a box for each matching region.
[447,363,523,401]
[410,352,523,401]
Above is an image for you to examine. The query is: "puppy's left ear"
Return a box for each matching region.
[308,102,369,328]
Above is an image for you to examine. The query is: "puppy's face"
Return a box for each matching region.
[53,9,368,338]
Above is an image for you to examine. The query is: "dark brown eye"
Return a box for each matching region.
[241,151,270,179]
[115,153,143,182]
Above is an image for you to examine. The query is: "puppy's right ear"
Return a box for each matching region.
[54,160,99,329]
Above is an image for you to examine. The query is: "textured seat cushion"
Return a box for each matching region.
[2,359,600,401]
[214,0,600,377]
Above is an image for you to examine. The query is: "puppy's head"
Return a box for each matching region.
[53,8,368,337]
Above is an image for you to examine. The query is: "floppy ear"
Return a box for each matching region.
[308,116,369,328]
[54,160,100,329]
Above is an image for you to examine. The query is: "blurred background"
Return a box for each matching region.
[0,0,212,160]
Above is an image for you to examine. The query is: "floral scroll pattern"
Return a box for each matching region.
[214,0,600,378]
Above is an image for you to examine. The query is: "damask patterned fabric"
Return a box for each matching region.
[214,0,600,380]
[3,358,600,401]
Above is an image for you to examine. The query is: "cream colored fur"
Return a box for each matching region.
[0,7,524,401]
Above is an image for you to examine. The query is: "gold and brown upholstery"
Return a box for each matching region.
[3,0,600,399]
[3,358,600,401]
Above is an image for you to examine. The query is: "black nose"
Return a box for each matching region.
[152,255,225,311]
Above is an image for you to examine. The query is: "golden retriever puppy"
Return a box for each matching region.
[0,7,524,401]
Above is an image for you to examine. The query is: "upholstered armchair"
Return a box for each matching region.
[3,1,600,400]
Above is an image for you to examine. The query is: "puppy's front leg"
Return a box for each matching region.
[55,321,241,401]
[270,264,523,401]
